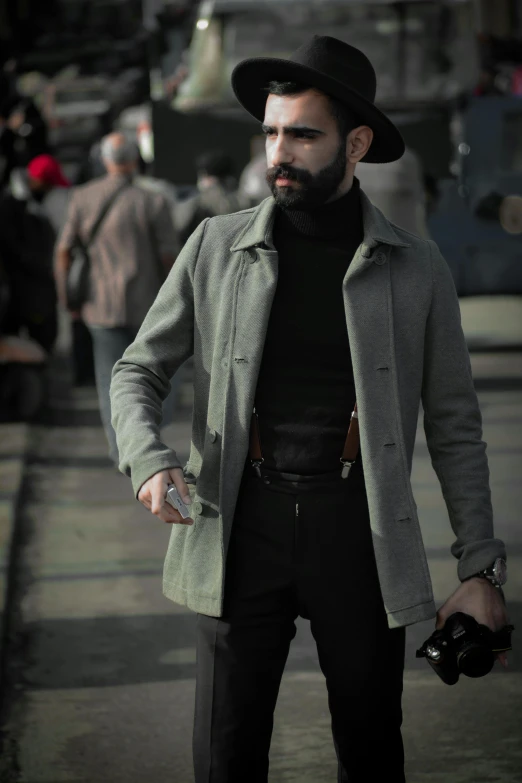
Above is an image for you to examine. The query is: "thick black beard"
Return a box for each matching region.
[266,141,347,210]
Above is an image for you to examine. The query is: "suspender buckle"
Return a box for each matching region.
[340,459,354,479]
[251,459,264,478]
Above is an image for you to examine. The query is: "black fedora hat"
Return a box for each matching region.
[231,35,404,164]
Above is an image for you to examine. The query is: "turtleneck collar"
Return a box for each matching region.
[275,176,362,242]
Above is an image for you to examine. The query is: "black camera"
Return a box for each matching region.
[416,612,514,685]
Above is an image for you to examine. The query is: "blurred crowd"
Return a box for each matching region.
[0,59,271,459]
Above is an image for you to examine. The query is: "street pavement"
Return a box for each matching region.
[1,300,522,783]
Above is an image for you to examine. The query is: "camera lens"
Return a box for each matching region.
[457,644,495,678]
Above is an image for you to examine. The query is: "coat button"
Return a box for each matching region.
[374,251,387,265]
[192,501,203,516]
[209,429,217,443]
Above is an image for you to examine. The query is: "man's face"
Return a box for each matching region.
[263,89,347,209]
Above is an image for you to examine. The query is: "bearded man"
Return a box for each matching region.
[110,36,509,782]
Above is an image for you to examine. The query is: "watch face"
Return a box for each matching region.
[493,558,508,585]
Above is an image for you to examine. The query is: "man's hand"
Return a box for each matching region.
[138,468,193,525]
[436,577,510,669]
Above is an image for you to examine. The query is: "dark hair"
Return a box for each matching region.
[267,80,357,138]
[195,150,235,180]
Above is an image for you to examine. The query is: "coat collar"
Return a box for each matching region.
[230,188,411,253]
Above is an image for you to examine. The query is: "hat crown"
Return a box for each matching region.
[291,35,376,104]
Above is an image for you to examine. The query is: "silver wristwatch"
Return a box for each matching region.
[467,557,507,589]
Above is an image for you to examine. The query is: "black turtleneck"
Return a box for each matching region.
[253,178,365,476]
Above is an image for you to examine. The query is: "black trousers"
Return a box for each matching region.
[193,463,406,783]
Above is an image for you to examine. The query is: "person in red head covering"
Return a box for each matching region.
[25,154,95,385]
[26,154,70,201]
[0,155,69,354]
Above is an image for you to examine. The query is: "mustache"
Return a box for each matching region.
[266,165,312,186]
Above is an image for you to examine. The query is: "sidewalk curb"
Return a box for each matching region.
[0,423,31,696]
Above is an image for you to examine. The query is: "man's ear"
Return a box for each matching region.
[347,126,374,164]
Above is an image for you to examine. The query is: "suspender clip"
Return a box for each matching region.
[340,459,354,479]
[251,459,264,478]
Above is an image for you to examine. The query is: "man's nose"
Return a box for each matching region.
[268,136,293,168]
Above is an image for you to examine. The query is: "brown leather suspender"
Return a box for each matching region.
[340,403,359,478]
[249,403,360,479]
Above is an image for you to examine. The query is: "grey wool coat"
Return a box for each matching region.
[110,191,506,629]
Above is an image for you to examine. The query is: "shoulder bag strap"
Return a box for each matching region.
[83,180,130,250]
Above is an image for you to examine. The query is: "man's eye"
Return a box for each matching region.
[296,133,315,140]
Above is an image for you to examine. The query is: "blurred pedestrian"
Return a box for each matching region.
[357,147,429,237]
[0,77,49,188]
[0,154,64,354]
[0,254,47,422]
[111,36,509,782]
[237,151,271,207]
[177,149,242,245]
[29,155,96,388]
[55,132,179,463]
[134,135,180,246]
[136,120,155,173]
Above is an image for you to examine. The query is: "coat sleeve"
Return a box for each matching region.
[421,240,506,580]
[110,219,208,496]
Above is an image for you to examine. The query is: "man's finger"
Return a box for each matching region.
[150,474,170,514]
[169,470,192,505]
[158,502,193,525]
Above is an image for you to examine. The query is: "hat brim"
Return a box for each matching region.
[231,57,405,164]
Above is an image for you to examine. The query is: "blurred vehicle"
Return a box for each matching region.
[43,76,111,156]
[428,95,522,295]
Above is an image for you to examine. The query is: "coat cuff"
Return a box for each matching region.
[456,538,507,582]
[128,452,183,498]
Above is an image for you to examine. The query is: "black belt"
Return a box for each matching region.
[249,464,343,483]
